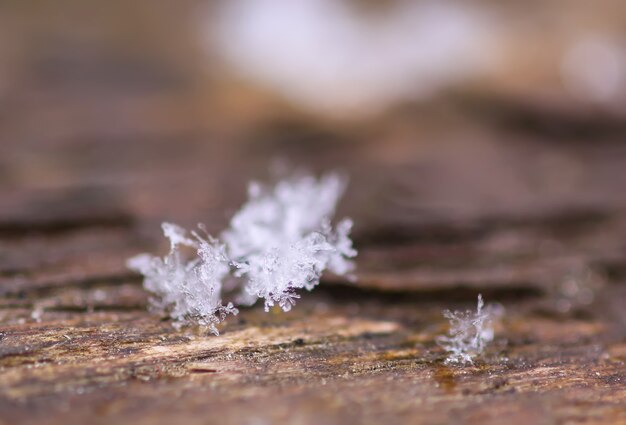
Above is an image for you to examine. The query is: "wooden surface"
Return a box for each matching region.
[2,121,626,424]
[1,3,626,424]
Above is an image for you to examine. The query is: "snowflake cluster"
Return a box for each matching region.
[223,174,356,311]
[436,295,502,364]
[127,173,356,334]
[127,223,237,335]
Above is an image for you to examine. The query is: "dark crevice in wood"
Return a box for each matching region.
[459,93,626,140]
[0,303,33,309]
[0,214,134,239]
[355,208,611,247]
[594,258,626,283]
[44,304,146,313]
[0,273,142,298]
[0,267,35,278]
[354,223,486,247]
[528,304,598,321]
[188,368,218,374]
[318,281,543,304]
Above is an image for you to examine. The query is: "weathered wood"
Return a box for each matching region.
[1,135,625,424]
[1,3,626,424]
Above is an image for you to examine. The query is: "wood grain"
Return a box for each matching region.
[1,3,626,424]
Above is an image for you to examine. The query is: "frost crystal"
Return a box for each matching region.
[222,173,348,258]
[127,172,357,332]
[223,173,357,311]
[436,295,501,365]
[127,223,237,335]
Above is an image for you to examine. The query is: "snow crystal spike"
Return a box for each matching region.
[436,294,502,365]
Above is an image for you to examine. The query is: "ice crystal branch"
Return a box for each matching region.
[223,173,357,311]
[222,173,349,259]
[436,295,502,365]
[128,172,357,332]
[127,223,237,335]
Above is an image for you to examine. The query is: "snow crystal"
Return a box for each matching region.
[223,173,357,311]
[436,295,502,365]
[127,223,237,335]
[222,173,348,259]
[128,172,357,332]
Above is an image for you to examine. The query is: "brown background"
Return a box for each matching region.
[1,2,625,424]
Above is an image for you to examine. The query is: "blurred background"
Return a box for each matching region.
[0,0,625,238]
[3,5,626,422]
[3,4,626,422]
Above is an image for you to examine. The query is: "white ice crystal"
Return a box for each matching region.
[223,173,357,311]
[436,295,501,365]
[128,172,357,332]
[127,223,237,335]
[222,173,348,258]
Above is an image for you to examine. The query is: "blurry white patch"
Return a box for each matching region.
[208,0,494,115]
[561,36,625,103]
[553,266,604,314]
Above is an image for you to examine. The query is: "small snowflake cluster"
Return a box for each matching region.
[127,173,356,334]
[127,223,236,335]
[436,294,502,364]
[223,174,356,311]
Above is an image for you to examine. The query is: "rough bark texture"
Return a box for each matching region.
[2,127,626,424]
[1,3,626,424]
